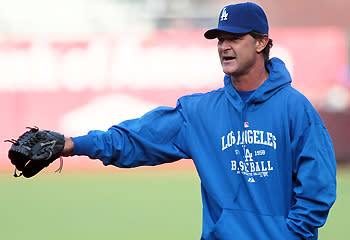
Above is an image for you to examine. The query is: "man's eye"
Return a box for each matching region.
[218,37,240,43]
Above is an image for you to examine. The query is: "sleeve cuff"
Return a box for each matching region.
[71,135,96,156]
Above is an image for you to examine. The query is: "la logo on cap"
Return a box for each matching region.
[220,7,228,21]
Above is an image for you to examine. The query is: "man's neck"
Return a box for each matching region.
[230,64,269,91]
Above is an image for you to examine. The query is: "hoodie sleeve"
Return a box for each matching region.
[287,100,337,239]
[71,100,191,168]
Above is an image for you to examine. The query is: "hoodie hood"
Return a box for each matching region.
[224,57,292,108]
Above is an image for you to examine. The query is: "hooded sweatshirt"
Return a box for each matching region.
[72,58,336,240]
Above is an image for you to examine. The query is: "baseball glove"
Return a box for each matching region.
[6,127,65,178]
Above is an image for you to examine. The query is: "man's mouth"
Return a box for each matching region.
[223,56,236,61]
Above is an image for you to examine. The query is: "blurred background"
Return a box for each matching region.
[0,0,349,239]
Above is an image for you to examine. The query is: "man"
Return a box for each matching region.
[9,2,336,240]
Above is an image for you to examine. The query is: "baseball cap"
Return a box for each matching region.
[204,2,269,39]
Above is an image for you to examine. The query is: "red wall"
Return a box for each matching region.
[1,28,349,170]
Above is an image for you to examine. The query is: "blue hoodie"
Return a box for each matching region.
[72,58,337,240]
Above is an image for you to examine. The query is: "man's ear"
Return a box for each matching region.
[256,35,269,53]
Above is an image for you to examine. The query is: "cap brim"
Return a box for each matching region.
[204,26,252,39]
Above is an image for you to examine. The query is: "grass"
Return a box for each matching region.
[319,167,350,239]
[0,168,202,240]
[0,167,348,240]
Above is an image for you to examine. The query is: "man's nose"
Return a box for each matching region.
[218,40,231,51]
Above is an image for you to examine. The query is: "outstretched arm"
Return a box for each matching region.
[62,103,190,168]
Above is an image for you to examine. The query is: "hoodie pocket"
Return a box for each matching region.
[211,209,301,240]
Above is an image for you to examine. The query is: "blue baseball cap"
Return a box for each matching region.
[204,2,269,39]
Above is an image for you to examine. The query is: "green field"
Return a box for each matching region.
[0,167,349,240]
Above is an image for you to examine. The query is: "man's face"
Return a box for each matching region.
[217,32,258,77]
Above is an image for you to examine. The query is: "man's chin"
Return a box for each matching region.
[222,68,236,75]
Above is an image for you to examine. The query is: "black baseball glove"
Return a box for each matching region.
[6,127,65,178]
